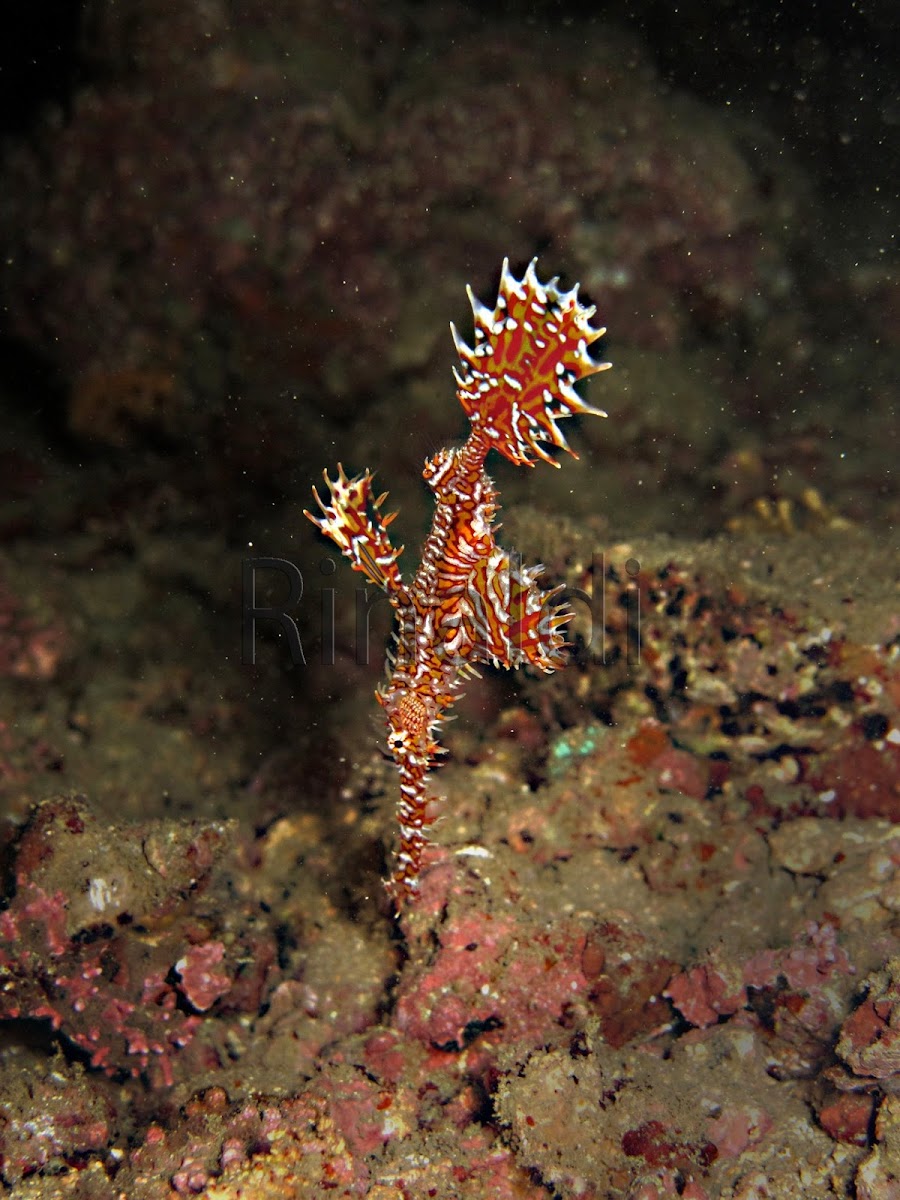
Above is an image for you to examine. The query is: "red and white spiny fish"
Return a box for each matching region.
[305,258,610,903]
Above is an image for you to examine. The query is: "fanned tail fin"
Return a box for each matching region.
[451,257,610,467]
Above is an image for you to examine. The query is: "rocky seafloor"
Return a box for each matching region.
[0,1,897,1196]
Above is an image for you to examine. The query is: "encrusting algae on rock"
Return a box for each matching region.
[306,258,610,904]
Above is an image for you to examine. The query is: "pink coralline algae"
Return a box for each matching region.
[1,882,198,1086]
[666,921,856,1061]
[175,941,232,1013]
[0,795,240,1087]
[394,909,590,1053]
[664,961,746,1030]
[742,919,855,997]
[835,963,900,1200]
[837,957,900,1082]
